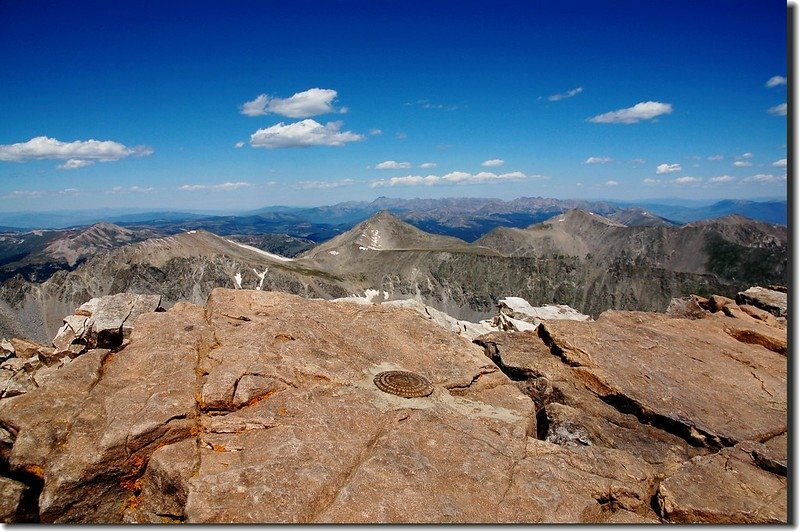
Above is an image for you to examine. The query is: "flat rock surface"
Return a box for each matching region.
[0,289,787,523]
[539,310,786,448]
[657,442,787,523]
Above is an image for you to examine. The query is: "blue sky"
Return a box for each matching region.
[0,0,788,212]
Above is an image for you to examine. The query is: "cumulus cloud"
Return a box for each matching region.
[588,101,673,124]
[57,158,95,170]
[548,86,583,102]
[766,76,787,88]
[656,163,681,174]
[733,161,753,168]
[240,88,342,118]
[710,175,734,183]
[234,141,245,148]
[605,180,619,186]
[481,159,505,167]
[250,119,363,149]
[672,176,701,184]
[419,162,438,169]
[643,178,660,184]
[375,160,411,170]
[179,182,252,191]
[370,170,543,188]
[585,156,612,164]
[296,179,355,189]
[707,155,724,161]
[772,158,787,167]
[740,152,753,159]
[0,136,152,163]
[767,103,787,116]
[369,128,383,136]
[743,174,787,183]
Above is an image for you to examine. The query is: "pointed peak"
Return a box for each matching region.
[543,209,625,227]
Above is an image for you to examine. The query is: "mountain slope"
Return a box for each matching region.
[0,222,163,283]
[476,210,787,281]
[0,211,787,344]
[0,230,354,342]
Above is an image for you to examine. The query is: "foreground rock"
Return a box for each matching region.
[52,293,163,352]
[0,289,786,523]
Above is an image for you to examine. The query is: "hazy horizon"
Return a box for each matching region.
[0,1,788,213]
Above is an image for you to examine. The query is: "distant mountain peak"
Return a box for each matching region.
[545,209,626,228]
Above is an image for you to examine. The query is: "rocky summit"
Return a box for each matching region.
[0,288,787,523]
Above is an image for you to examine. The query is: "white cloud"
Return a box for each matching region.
[585,156,612,164]
[0,136,152,163]
[643,178,660,184]
[548,86,583,102]
[767,103,787,116]
[57,158,95,170]
[743,174,787,183]
[481,159,505,167]
[369,128,383,136]
[59,188,80,195]
[772,158,787,167]
[733,161,753,168]
[296,179,355,189]
[672,176,701,184]
[710,175,734,183]
[631,158,646,165]
[240,88,341,118]
[656,163,682,174]
[250,119,363,149]
[707,155,724,161]
[395,132,407,140]
[3,190,47,198]
[375,160,411,170]
[419,162,438,169]
[740,152,753,159]
[370,170,543,188]
[588,101,673,124]
[108,185,155,195]
[179,181,252,191]
[605,180,619,186]
[406,99,458,111]
[234,141,245,148]
[766,76,787,88]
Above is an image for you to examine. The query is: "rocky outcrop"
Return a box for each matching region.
[0,289,787,523]
[52,293,163,352]
[736,286,787,318]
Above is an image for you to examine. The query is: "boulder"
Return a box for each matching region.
[0,476,28,522]
[657,442,786,523]
[738,304,783,328]
[52,293,163,351]
[665,296,707,319]
[538,310,786,448]
[707,294,735,313]
[735,287,787,318]
[9,338,49,360]
[497,297,591,324]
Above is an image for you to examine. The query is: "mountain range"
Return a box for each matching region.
[0,208,786,344]
[0,197,786,239]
